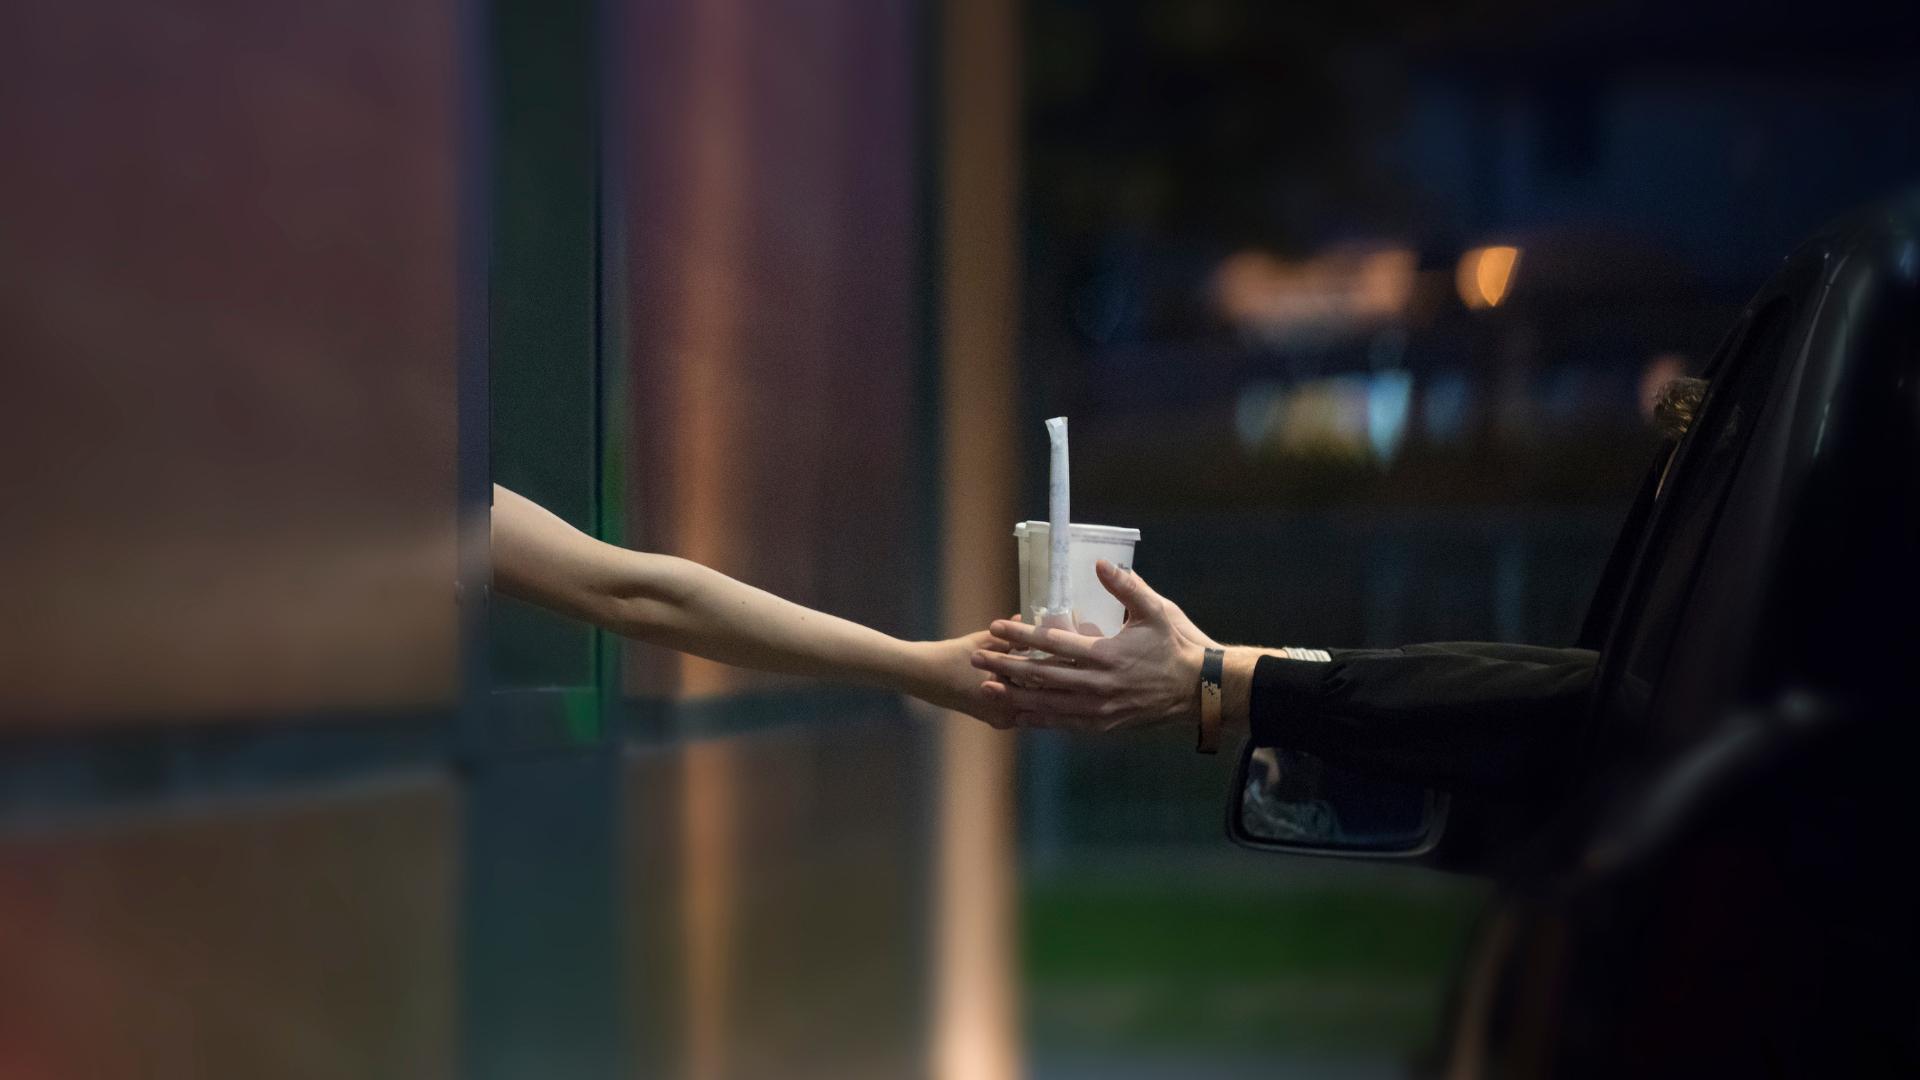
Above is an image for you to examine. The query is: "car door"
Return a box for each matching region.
[1473,205,1920,1078]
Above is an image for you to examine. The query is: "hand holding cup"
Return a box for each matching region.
[971,560,1208,732]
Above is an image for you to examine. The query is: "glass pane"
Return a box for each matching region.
[1608,301,1791,737]
[0,0,460,723]
[0,779,457,1078]
[625,713,931,1079]
[613,0,924,699]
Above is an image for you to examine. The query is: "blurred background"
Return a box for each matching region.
[2,0,1917,1077]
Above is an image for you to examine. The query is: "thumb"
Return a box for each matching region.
[1096,560,1165,623]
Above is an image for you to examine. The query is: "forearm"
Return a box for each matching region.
[1228,643,1598,793]
[490,485,936,696]
[603,556,932,694]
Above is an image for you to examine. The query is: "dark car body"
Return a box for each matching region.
[1241,194,1920,1077]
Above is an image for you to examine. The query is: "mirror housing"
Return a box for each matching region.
[1227,742,1450,858]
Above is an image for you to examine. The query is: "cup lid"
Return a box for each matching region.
[1014,520,1141,542]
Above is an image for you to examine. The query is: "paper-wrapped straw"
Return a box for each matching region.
[1044,416,1072,618]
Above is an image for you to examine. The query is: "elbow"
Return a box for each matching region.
[596,555,700,641]
[603,595,674,642]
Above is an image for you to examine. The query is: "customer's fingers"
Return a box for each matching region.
[1095,560,1167,625]
[971,651,1104,692]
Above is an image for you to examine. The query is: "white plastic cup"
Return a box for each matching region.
[1013,521,1142,638]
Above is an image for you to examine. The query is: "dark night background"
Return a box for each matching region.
[1012,0,1920,1072]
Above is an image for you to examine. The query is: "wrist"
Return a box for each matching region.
[1194,644,1225,752]
[1175,638,1207,721]
[895,639,945,699]
[1172,620,1222,651]
[902,637,981,708]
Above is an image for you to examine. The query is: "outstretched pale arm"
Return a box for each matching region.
[490,485,1007,721]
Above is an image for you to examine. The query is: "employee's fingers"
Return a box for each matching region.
[987,619,1101,660]
[971,651,1105,692]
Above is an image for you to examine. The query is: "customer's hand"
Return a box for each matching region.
[972,561,1206,732]
[1157,589,1221,650]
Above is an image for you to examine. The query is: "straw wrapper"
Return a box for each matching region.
[1038,417,1075,635]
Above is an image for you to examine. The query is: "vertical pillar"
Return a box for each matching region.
[931,0,1022,1076]
[669,1,748,1075]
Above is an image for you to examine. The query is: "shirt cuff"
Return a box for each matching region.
[1248,653,1333,746]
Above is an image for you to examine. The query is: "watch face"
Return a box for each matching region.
[1201,648,1226,686]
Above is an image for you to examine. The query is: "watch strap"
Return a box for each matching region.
[1197,647,1225,754]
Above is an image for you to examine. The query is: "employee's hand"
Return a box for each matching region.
[972,561,1206,732]
[911,629,1018,729]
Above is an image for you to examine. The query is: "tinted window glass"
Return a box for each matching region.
[1600,301,1791,738]
[0,0,459,723]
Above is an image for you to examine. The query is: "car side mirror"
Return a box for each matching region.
[1227,742,1449,857]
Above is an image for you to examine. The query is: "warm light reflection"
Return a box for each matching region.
[681,740,737,1080]
[933,0,1021,1075]
[1212,245,1416,345]
[674,2,747,1076]
[670,0,750,701]
[1457,245,1521,309]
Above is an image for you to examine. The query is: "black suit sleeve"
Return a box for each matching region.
[1248,643,1598,796]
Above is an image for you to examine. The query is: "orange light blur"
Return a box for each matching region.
[1213,245,1416,343]
[932,0,1021,1076]
[1457,245,1521,309]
